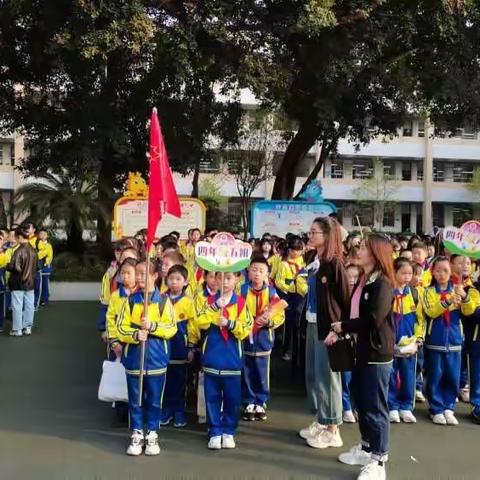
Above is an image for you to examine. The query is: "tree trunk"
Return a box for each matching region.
[294,135,337,200]
[191,160,200,198]
[0,193,8,228]
[241,197,249,240]
[271,124,319,199]
[96,160,115,259]
[67,221,84,253]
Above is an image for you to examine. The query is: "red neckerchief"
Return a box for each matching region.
[393,288,407,324]
[451,274,460,286]
[251,286,266,336]
[440,289,451,326]
[220,301,232,342]
[195,267,204,282]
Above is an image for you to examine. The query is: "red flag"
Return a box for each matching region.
[146,108,181,250]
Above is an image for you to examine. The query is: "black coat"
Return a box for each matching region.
[7,243,38,291]
[342,272,394,365]
[314,258,350,341]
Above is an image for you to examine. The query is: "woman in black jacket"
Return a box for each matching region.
[326,234,395,480]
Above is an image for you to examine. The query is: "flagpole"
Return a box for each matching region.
[138,251,150,406]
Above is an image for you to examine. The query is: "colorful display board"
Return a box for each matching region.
[113,172,206,240]
[443,220,480,259]
[250,200,337,238]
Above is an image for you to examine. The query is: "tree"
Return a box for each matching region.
[352,158,399,230]
[199,176,228,231]
[14,169,100,253]
[0,1,241,255]
[224,113,281,238]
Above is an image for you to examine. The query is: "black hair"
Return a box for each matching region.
[169,231,180,239]
[249,255,269,268]
[412,263,424,276]
[259,238,273,258]
[394,257,414,272]
[411,241,428,252]
[167,264,188,280]
[15,226,29,239]
[119,257,138,271]
[430,256,450,286]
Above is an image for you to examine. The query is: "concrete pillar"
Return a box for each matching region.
[444,205,454,226]
[395,160,403,180]
[410,204,418,233]
[344,159,353,179]
[422,120,434,233]
[394,203,402,231]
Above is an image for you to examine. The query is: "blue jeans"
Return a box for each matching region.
[352,362,392,462]
[341,371,353,411]
[11,290,35,332]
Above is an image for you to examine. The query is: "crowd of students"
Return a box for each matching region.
[98,223,480,480]
[0,223,53,335]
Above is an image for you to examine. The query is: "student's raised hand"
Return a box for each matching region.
[455,285,467,299]
[255,314,269,327]
[216,297,227,309]
[100,331,108,344]
[452,294,462,307]
[324,331,339,346]
[137,329,148,342]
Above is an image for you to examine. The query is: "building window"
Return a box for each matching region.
[329,159,344,179]
[433,161,445,182]
[199,156,221,173]
[452,162,474,183]
[455,122,477,140]
[416,161,424,181]
[418,118,425,138]
[402,120,413,137]
[401,161,412,181]
[272,110,298,131]
[0,146,3,165]
[433,204,445,228]
[351,202,374,228]
[382,204,395,228]
[383,159,396,178]
[352,159,373,179]
[452,205,472,227]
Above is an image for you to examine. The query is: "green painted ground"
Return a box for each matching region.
[0,302,478,480]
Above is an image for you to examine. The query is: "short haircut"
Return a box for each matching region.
[411,241,428,252]
[394,257,413,272]
[119,257,138,270]
[15,226,29,239]
[249,255,269,268]
[167,264,188,280]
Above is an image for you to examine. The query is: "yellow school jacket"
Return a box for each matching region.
[274,257,308,296]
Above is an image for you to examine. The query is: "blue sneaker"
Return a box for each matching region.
[160,408,173,426]
[173,411,187,428]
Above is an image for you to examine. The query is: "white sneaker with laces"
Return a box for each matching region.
[357,460,386,480]
[389,410,400,423]
[144,431,160,455]
[23,327,32,336]
[343,410,356,423]
[9,330,23,337]
[299,419,325,440]
[415,390,426,403]
[222,434,236,449]
[208,435,222,450]
[306,429,343,449]
[431,413,447,425]
[338,444,372,466]
[399,410,416,423]
[126,430,144,456]
[444,410,459,425]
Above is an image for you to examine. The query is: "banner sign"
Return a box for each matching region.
[443,221,480,259]
[112,173,205,240]
[195,232,252,273]
[250,200,337,238]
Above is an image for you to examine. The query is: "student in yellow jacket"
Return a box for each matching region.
[197,271,253,450]
[274,236,307,360]
[117,259,177,456]
[422,257,477,426]
[35,230,53,307]
[160,265,199,428]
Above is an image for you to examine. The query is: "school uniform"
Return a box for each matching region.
[35,239,53,306]
[98,264,120,332]
[106,286,131,347]
[388,287,425,412]
[460,285,480,419]
[117,288,177,432]
[268,254,282,284]
[240,282,285,409]
[422,283,477,415]
[161,291,197,425]
[274,257,307,355]
[197,292,253,438]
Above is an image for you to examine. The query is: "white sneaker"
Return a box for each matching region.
[299,419,325,440]
[343,410,357,423]
[399,410,417,423]
[126,430,144,456]
[23,327,32,336]
[222,434,236,449]
[389,410,400,423]
[415,390,426,403]
[444,410,459,426]
[338,444,372,466]
[144,431,160,455]
[306,429,343,449]
[9,330,23,337]
[459,387,470,403]
[357,460,386,480]
[430,413,447,425]
[208,435,222,450]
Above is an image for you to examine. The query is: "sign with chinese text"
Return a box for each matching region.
[443,221,480,259]
[195,232,252,273]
